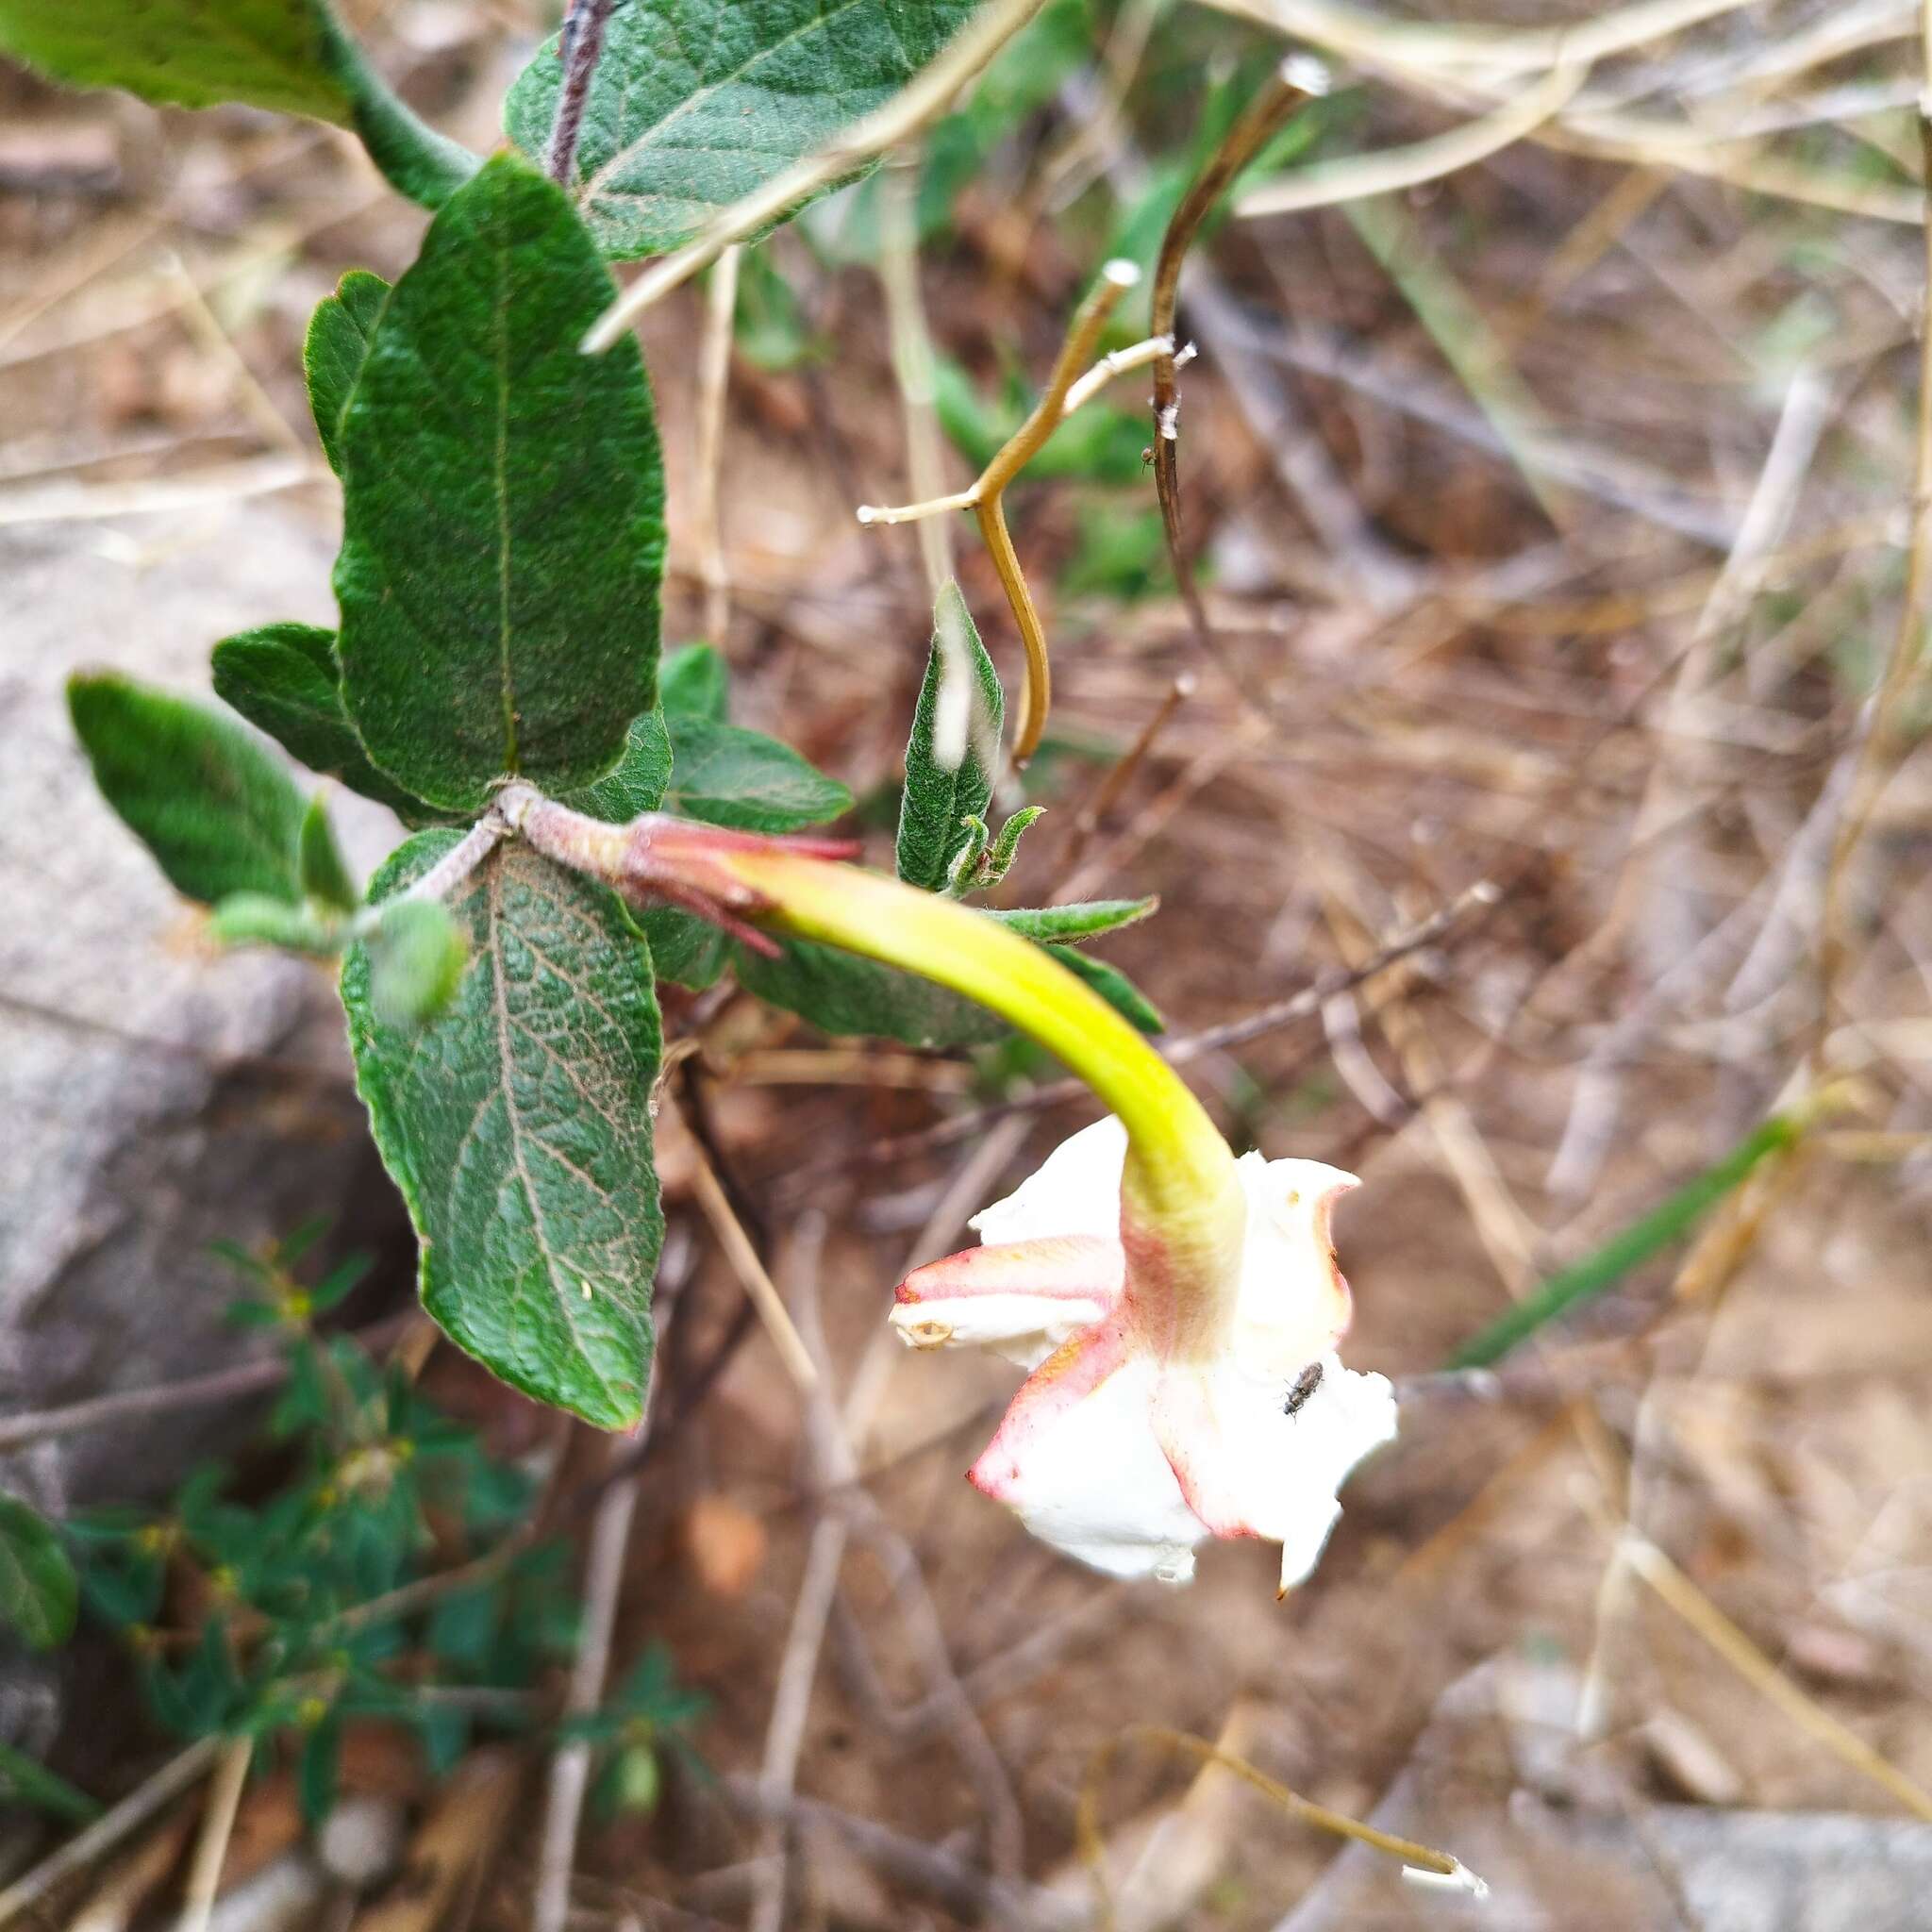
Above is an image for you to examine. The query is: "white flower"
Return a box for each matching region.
[891,1119,1396,1592]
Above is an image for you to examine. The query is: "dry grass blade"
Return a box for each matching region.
[0,1737,222,1928]
[1235,58,1586,218]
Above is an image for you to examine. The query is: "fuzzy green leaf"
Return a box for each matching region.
[211,624,434,820]
[1042,944,1161,1034]
[0,1,477,208]
[732,936,1008,1049]
[0,1496,77,1653]
[305,270,390,476]
[70,673,307,906]
[335,153,666,814]
[502,0,978,259]
[639,910,728,991]
[991,898,1156,943]
[562,709,673,824]
[896,581,1003,892]
[344,834,664,1427]
[299,794,358,910]
[0,0,354,121]
[666,717,850,832]
[659,642,729,723]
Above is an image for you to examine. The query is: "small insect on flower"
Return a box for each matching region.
[1284,1361,1324,1416]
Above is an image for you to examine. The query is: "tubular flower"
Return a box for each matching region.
[515,813,1395,1597]
[892,1119,1397,1591]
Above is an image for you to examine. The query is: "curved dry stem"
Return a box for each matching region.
[974,492,1051,765]
[860,261,1141,765]
[1151,61,1321,663]
[1075,1724,1484,1925]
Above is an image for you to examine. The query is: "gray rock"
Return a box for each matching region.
[0,506,407,1530]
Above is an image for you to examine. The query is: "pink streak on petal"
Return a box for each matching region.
[896,1235,1126,1307]
[1150,1371,1260,1541]
[966,1322,1134,1502]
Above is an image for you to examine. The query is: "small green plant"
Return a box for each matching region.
[0,1224,704,1824]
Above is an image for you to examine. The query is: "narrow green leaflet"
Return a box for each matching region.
[344,834,665,1428]
[211,624,432,820]
[1447,1113,1804,1371]
[666,717,851,832]
[0,1496,77,1652]
[70,674,306,906]
[660,643,728,724]
[298,794,357,910]
[335,154,666,813]
[0,1740,98,1824]
[209,892,341,955]
[502,0,979,259]
[991,899,1157,943]
[0,0,353,122]
[897,581,1004,892]
[0,1,476,208]
[305,271,390,476]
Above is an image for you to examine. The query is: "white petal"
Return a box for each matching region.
[888,1291,1109,1370]
[970,1116,1127,1246]
[992,1353,1208,1582]
[1192,1353,1397,1591]
[1232,1153,1358,1373]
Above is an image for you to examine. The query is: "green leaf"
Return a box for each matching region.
[666,717,850,832]
[638,909,727,991]
[732,938,1007,1049]
[502,0,979,260]
[209,891,343,955]
[1446,1113,1804,1371]
[335,153,665,813]
[211,624,434,820]
[305,270,390,476]
[364,898,469,1029]
[660,643,729,724]
[299,794,358,910]
[562,710,673,824]
[1042,944,1161,1035]
[297,1717,341,1826]
[0,1740,99,1825]
[896,581,1003,892]
[0,1496,77,1652]
[0,0,354,122]
[343,833,665,1427]
[69,673,306,906]
[991,898,1156,943]
[0,1,477,208]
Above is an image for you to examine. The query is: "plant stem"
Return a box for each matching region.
[397,810,508,905]
[178,1738,252,1932]
[546,0,620,188]
[858,261,1141,767]
[1150,59,1322,663]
